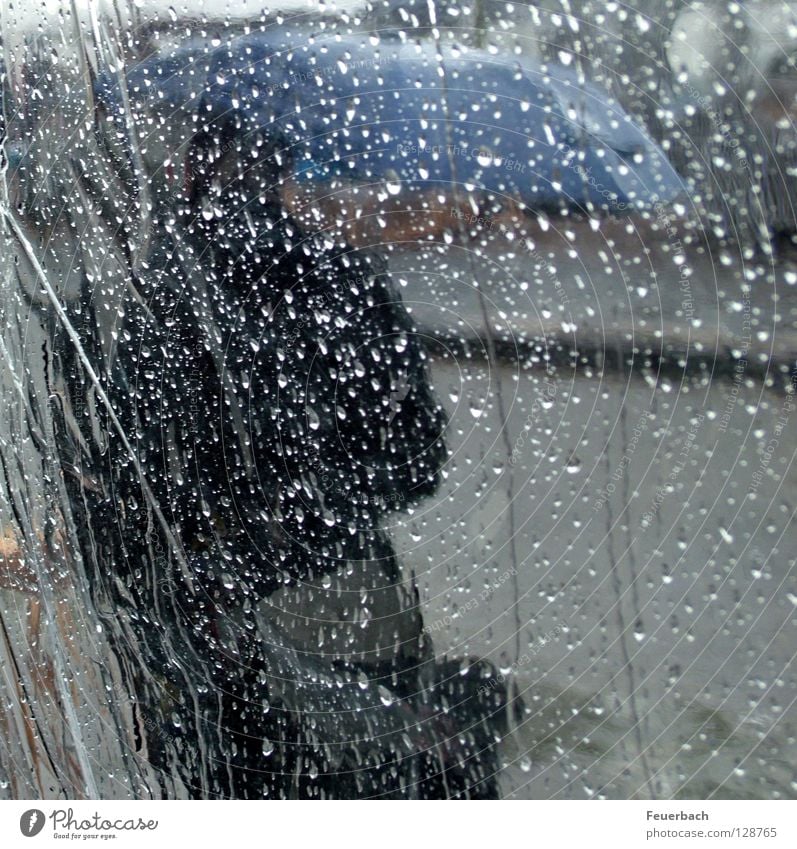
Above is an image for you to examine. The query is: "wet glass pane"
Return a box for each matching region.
[0,1,794,801]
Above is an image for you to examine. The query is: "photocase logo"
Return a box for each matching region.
[19,810,45,838]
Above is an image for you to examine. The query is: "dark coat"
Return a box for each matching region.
[17,23,504,799]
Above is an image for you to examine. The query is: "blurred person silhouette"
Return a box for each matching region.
[2,3,506,799]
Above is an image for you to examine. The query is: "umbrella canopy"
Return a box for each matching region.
[99,28,684,217]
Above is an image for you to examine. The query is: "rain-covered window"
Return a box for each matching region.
[0,0,794,804]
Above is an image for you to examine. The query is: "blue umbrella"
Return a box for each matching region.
[104,28,684,214]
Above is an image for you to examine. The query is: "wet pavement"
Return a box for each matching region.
[391,215,797,378]
[385,231,796,798]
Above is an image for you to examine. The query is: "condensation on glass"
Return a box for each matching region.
[0,1,794,800]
